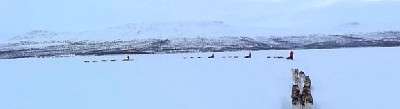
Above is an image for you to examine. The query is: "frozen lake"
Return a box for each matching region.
[1,47,400,109]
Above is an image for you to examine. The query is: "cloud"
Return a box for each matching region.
[346,22,361,26]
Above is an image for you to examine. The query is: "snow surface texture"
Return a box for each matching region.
[1,47,400,109]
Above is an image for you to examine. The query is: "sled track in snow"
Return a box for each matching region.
[291,68,313,109]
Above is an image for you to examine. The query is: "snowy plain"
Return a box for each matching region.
[1,47,399,109]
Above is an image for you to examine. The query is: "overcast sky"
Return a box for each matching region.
[1,0,400,35]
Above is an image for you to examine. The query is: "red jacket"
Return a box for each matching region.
[290,51,294,57]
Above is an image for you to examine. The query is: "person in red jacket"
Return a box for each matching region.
[289,50,294,60]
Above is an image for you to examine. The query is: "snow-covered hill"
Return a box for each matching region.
[1,21,400,59]
[6,21,277,42]
[1,30,400,59]
[5,21,368,43]
[1,47,399,109]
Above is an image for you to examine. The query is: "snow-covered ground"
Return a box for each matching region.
[1,47,399,109]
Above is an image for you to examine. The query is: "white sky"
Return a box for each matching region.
[1,0,400,35]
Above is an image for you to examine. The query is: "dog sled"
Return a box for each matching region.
[122,59,133,61]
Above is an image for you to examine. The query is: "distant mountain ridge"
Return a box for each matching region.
[8,21,268,42]
[1,30,400,59]
[1,21,400,59]
[8,21,364,43]
[10,30,59,40]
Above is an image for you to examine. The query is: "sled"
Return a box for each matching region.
[122,59,133,61]
[208,54,215,58]
[244,52,251,58]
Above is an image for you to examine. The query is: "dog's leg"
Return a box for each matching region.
[304,102,312,109]
[292,102,301,109]
[296,77,302,91]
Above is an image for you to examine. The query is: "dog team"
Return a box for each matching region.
[291,68,313,109]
